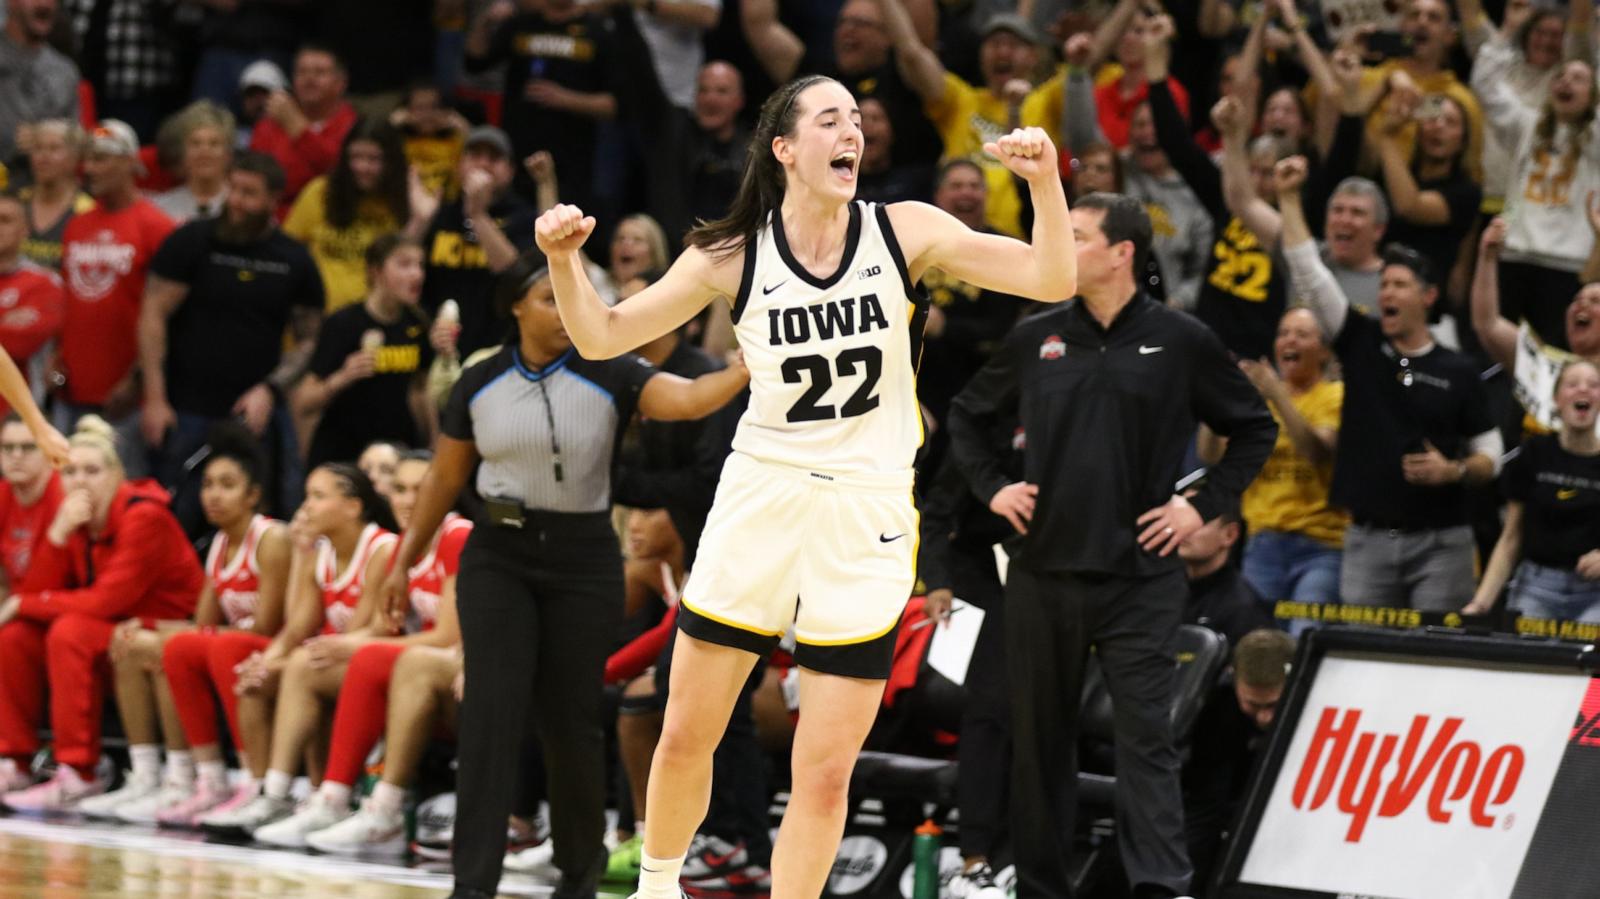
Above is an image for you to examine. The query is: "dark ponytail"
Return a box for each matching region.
[686,75,837,260]
[315,462,400,534]
[204,421,268,491]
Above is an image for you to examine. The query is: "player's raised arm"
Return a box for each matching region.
[535,205,735,359]
[889,127,1076,302]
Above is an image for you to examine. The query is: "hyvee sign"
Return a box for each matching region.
[1240,655,1588,898]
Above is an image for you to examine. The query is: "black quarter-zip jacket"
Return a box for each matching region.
[947,293,1277,578]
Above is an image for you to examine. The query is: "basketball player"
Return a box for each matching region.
[534,75,1075,899]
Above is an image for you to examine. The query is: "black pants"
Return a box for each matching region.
[1006,566,1191,899]
[952,548,1009,861]
[655,626,773,866]
[453,512,624,894]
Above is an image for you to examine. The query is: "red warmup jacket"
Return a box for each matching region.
[250,102,359,206]
[16,479,202,623]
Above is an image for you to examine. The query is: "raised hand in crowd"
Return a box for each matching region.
[1212,95,1251,142]
[1273,154,1309,199]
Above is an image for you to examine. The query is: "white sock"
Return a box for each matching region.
[639,851,687,899]
[128,745,163,782]
[318,780,352,808]
[369,781,405,817]
[165,751,195,785]
[262,769,293,801]
[196,760,227,788]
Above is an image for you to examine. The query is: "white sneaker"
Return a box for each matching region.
[2,764,107,813]
[76,770,160,820]
[947,863,1007,899]
[200,792,294,837]
[504,838,558,876]
[305,798,406,856]
[117,776,195,825]
[253,792,351,848]
[0,758,32,793]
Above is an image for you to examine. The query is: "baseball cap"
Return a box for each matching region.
[89,120,140,158]
[464,125,512,159]
[239,60,288,93]
[981,12,1044,45]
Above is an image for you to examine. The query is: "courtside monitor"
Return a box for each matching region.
[1216,628,1600,899]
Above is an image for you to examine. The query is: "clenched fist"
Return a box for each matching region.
[535,203,598,255]
[983,127,1059,185]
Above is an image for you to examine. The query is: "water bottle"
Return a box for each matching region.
[913,819,942,899]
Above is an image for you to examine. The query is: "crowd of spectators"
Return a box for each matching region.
[0,0,1597,896]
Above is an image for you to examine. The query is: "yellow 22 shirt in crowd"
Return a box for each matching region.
[1241,380,1349,547]
[283,176,402,312]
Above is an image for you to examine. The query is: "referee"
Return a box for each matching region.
[380,253,749,899]
[947,194,1276,899]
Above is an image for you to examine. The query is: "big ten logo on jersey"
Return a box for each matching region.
[766,293,891,424]
[374,343,421,374]
[514,31,595,62]
[1207,218,1272,303]
[430,230,488,270]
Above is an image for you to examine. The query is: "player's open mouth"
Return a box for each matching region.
[1575,399,1594,413]
[1573,311,1593,331]
[1279,349,1301,364]
[831,152,858,181]
[1380,304,1400,321]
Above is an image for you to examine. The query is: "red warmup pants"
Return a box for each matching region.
[323,643,406,788]
[0,615,117,771]
[162,630,271,749]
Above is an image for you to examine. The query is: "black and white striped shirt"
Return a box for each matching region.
[443,345,658,513]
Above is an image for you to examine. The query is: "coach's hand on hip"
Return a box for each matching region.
[990,481,1039,535]
[1137,494,1202,556]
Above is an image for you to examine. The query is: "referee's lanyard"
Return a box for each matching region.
[516,347,564,484]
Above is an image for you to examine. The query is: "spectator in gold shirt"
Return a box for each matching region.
[1204,308,1347,605]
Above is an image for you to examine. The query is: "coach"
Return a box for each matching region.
[947,193,1276,899]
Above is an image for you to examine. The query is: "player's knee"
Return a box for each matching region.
[791,753,856,807]
[654,717,718,769]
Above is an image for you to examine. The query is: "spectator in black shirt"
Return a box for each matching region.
[295,234,435,468]
[740,0,944,166]
[465,0,622,218]
[1365,94,1481,304]
[1276,156,1501,612]
[631,59,750,248]
[1465,361,1600,623]
[420,126,539,357]
[188,2,306,108]
[1178,506,1275,648]
[948,194,1276,899]
[686,62,749,228]
[1183,628,1296,895]
[855,96,935,205]
[1146,25,1290,362]
[138,152,325,532]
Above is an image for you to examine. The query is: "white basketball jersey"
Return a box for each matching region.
[730,201,929,474]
